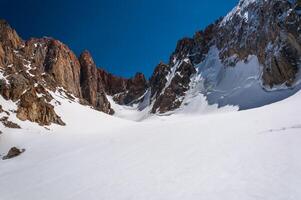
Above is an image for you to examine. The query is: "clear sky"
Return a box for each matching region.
[2,0,238,78]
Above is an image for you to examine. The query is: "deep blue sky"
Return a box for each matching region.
[1,0,238,78]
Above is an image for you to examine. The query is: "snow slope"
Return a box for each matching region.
[1,87,301,200]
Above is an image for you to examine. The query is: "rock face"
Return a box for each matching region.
[0,20,23,66]
[0,21,67,126]
[23,38,82,97]
[17,88,65,126]
[217,0,301,87]
[0,19,146,125]
[98,70,148,105]
[151,60,196,113]
[79,50,113,114]
[148,26,217,113]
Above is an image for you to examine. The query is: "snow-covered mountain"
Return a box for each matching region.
[1,0,301,199]
[1,0,301,126]
[148,0,301,114]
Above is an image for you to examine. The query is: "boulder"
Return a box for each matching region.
[2,147,25,160]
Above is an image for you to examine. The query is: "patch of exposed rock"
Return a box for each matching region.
[2,147,25,160]
[0,116,20,128]
[17,88,65,126]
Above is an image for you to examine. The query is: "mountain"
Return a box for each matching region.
[1,0,301,127]
[0,20,148,126]
[148,0,301,113]
[1,1,301,199]
[1,48,301,200]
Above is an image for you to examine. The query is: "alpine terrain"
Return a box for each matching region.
[0,0,301,199]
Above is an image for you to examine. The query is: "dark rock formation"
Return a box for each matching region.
[149,62,169,99]
[0,20,67,126]
[2,147,25,160]
[79,50,113,114]
[98,69,148,105]
[0,116,21,128]
[151,60,196,113]
[16,88,65,126]
[23,38,82,97]
[148,22,218,113]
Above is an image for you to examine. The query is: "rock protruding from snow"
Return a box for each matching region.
[79,50,114,114]
[2,147,25,160]
[98,70,148,105]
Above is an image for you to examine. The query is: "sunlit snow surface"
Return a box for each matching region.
[1,86,301,200]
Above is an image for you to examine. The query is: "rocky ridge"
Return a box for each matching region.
[0,20,147,126]
[148,0,301,113]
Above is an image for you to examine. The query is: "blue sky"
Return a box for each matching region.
[2,0,238,78]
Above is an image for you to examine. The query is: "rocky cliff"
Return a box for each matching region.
[148,0,301,113]
[0,20,147,126]
[79,50,114,114]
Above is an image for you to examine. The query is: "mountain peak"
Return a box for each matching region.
[0,18,22,49]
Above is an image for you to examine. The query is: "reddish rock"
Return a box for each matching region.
[98,69,148,105]
[0,19,22,49]
[0,19,23,69]
[79,50,98,106]
[79,50,113,114]
[98,69,128,95]
[17,88,65,126]
[23,38,82,97]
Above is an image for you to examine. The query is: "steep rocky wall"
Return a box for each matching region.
[217,0,301,87]
[79,50,113,114]
[148,0,301,113]
[98,69,148,105]
[0,19,147,125]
